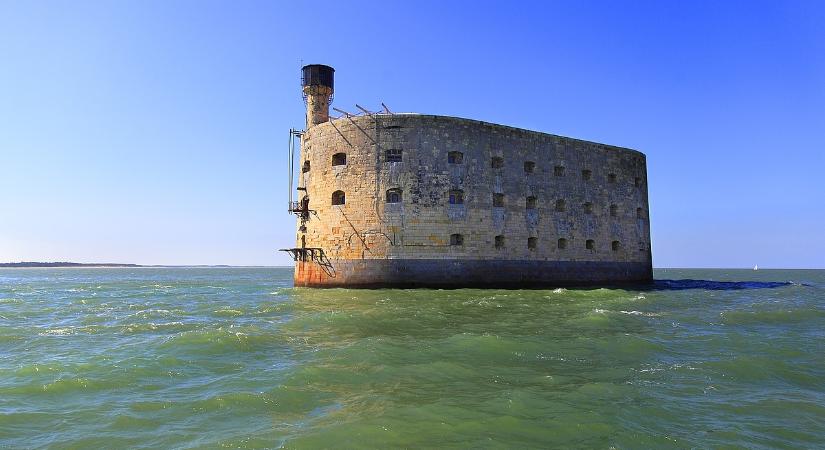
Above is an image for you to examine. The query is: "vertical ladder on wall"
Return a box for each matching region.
[287,128,305,213]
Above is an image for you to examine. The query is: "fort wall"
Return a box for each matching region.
[293,113,652,287]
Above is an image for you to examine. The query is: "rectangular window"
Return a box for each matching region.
[554,166,565,177]
[582,169,592,180]
[449,190,464,205]
[493,193,504,207]
[386,149,403,162]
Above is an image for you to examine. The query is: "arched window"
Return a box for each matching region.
[557,238,567,250]
[610,204,618,217]
[494,235,505,249]
[608,173,617,183]
[582,169,592,180]
[331,190,345,205]
[555,199,566,212]
[302,160,311,173]
[527,237,537,250]
[636,207,644,219]
[524,161,535,173]
[493,193,504,207]
[449,190,464,205]
[554,166,565,177]
[583,202,593,214]
[526,196,537,210]
[332,153,347,166]
[448,151,463,164]
[612,240,621,251]
[491,156,504,169]
[386,149,402,163]
[450,234,464,246]
[386,188,402,203]
[586,239,595,250]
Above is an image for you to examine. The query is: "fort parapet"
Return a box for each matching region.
[283,65,652,287]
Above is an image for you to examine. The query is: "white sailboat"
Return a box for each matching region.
[753,264,758,271]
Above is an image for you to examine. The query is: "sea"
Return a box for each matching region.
[0,268,823,448]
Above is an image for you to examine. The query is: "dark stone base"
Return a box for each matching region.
[294,259,653,288]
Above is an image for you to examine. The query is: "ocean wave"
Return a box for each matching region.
[591,309,659,317]
[159,327,284,353]
[124,322,187,333]
[124,308,182,320]
[38,328,75,336]
[213,308,245,317]
[619,310,661,317]
[3,377,121,395]
[720,308,825,325]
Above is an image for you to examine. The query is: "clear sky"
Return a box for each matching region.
[1,0,823,268]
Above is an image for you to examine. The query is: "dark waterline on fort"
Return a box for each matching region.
[1,268,823,448]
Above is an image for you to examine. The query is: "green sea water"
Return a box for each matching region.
[1,268,823,448]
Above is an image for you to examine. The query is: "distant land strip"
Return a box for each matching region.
[0,262,142,268]
[0,262,273,268]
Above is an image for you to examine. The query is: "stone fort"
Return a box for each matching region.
[282,65,652,287]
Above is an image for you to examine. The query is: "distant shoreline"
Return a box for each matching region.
[0,262,290,268]
[0,262,142,268]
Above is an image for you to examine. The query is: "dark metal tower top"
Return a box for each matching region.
[301,64,334,91]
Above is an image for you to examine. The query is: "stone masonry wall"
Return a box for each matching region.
[295,114,651,285]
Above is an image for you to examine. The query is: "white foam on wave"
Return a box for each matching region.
[38,327,74,336]
[619,310,661,317]
[591,309,660,317]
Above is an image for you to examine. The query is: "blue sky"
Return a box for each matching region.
[1,0,823,268]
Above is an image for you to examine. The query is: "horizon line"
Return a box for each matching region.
[0,262,822,270]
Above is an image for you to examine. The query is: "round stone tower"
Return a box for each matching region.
[301,64,334,128]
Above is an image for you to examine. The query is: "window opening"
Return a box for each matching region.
[331,190,346,205]
[332,153,347,166]
[449,190,464,205]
